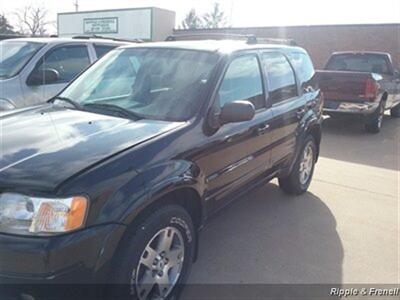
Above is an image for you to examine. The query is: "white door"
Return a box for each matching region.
[25,44,91,105]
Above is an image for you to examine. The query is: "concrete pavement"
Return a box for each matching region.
[183,114,399,290]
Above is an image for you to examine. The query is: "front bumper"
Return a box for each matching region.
[323,99,379,114]
[0,224,125,285]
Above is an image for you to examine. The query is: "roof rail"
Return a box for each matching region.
[255,38,297,46]
[0,34,27,41]
[166,33,254,42]
[72,35,143,43]
[165,33,296,46]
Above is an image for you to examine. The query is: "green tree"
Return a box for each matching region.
[180,9,203,29]
[203,2,227,29]
[0,14,16,34]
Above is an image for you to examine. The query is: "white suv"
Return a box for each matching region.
[0,37,128,111]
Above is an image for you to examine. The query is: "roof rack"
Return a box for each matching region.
[0,34,27,41]
[165,33,296,46]
[72,35,143,43]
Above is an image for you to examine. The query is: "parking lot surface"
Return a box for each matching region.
[183,115,399,289]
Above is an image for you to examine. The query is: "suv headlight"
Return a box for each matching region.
[0,193,88,235]
[0,99,16,111]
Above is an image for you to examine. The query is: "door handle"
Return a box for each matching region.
[257,124,270,135]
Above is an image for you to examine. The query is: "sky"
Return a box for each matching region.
[1,0,399,34]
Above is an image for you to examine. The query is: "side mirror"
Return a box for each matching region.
[27,68,59,86]
[394,70,400,78]
[220,100,255,125]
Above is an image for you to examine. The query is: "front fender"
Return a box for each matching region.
[120,160,204,225]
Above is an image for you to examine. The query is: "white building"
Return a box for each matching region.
[58,7,176,41]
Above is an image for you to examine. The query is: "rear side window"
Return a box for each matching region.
[36,45,90,84]
[94,45,117,59]
[325,54,391,74]
[262,52,297,104]
[218,55,265,110]
[289,52,315,88]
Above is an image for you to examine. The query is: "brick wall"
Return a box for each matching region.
[173,23,400,69]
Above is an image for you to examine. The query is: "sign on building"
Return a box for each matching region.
[84,18,118,34]
[58,7,176,41]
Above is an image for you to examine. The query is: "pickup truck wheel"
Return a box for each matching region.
[365,101,385,133]
[390,104,400,117]
[278,135,316,195]
[108,205,195,300]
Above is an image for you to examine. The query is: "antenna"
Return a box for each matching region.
[73,0,79,12]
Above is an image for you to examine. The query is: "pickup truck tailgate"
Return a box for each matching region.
[316,70,375,102]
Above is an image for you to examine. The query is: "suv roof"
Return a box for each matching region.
[121,40,306,55]
[4,37,128,46]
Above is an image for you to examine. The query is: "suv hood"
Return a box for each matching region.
[0,105,184,192]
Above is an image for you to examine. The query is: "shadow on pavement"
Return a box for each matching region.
[321,114,400,170]
[182,183,343,298]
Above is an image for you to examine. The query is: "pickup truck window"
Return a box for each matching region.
[218,55,265,110]
[0,41,44,79]
[326,54,391,75]
[36,45,90,84]
[262,52,297,104]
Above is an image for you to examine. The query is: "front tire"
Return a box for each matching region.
[278,135,317,195]
[390,104,400,117]
[109,205,195,300]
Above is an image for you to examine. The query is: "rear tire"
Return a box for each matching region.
[278,135,317,195]
[108,205,195,300]
[390,104,400,117]
[365,101,385,133]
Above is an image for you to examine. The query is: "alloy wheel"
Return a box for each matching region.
[133,227,185,300]
[299,142,314,185]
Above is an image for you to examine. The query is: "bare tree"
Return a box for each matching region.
[14,5,49,36]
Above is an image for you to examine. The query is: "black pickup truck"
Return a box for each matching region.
[317,51,400,132]
[0,39,322,300]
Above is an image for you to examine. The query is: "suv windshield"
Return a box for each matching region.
[60,48,219,121]
[325,54,391,74]
[0,41,44,79]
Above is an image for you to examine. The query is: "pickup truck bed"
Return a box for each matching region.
[317,51,400,133]
[317,70,382,114]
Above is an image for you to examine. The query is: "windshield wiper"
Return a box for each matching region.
[51,96,83,110]
[83,103,143,120]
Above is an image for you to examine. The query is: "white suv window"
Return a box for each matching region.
[36,45,90,84]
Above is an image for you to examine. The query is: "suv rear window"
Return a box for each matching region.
[289,52,315,88]
[262,52,297,104]
[325,54,391,74]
